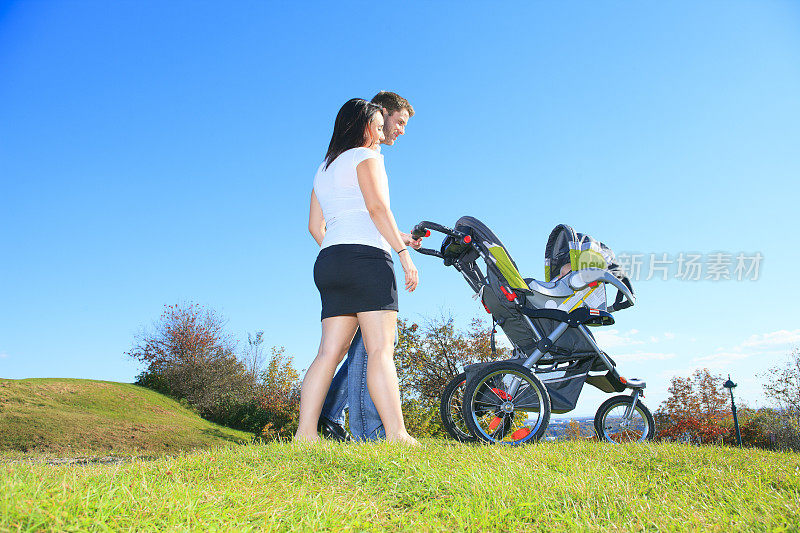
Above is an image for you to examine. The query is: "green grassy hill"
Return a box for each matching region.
[2,441,798,531]
[0,378,251,456]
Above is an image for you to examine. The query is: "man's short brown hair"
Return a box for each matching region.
[371,91,415,117]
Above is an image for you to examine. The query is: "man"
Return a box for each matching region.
[318,91,415,441]
[374,91,411,146]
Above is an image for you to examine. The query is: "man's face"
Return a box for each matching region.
[381,109,410,145]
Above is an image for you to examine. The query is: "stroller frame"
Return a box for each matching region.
[411,218,652,443]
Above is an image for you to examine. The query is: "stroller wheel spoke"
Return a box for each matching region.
[490,374,505,389]
[488,387,507,402]
[513,387,538,407]
[490,413,511,439]
[464,363,551,445]
[594,395,655,443]
[475,389,502,406]
[440,373,477,442]
[513,403,542,411]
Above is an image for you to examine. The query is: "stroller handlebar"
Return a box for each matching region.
[410,220,467,260]
[411,221,462,240]
[568,268,636,309]
[415,247,445,259]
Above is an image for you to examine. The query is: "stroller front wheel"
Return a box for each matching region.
[463,362,551,445]
[594,394,655,443]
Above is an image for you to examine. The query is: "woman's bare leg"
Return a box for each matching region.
[295,315,359,442]
[357,310,418,445]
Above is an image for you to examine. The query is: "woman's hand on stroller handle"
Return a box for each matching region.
[412,221,461,240]
[409,222,443,258]
[411,224,430,241]
[410,221,471,260]
[400,232,423,250]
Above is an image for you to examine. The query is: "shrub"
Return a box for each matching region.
[128,304,306,439]
[128,303,256,425]
[128,306,509,440]
[401,399,448,439]
[727,407,800,451]
[716,349,800,451]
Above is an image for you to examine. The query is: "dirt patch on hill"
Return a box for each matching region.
[1,455,159,466]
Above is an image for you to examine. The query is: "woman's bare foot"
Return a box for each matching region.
[386,432,420,446]
[293,432,321,444]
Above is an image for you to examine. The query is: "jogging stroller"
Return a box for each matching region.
[410,216,654,444]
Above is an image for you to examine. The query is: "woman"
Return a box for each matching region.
[295,98,421,444]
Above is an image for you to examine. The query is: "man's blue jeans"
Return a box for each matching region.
[320,328,390,441]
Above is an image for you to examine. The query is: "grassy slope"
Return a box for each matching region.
[0,378,251,456]
[2,441,799,531]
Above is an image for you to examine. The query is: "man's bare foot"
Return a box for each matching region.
[293,432,321,444]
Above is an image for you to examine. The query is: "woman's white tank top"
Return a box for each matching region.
[313,147,391,253]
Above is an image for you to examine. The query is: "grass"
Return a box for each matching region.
[2,378,797,530]
[0,378,251,458]
[2,440,799,531]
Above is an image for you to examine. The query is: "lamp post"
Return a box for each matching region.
[723,375,742,447]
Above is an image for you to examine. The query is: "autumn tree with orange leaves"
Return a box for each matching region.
[564,419,592,440]
[256,346,301,439]
[394,314,508,437]
[654,368,730,444]
[395,314,509,403]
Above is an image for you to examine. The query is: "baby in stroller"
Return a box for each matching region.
[411,217,654,445]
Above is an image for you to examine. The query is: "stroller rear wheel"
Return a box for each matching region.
[463,362,551,445]
[440,372,478,442]
[594,395,655,443]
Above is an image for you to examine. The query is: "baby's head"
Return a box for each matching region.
[555,263,572,280]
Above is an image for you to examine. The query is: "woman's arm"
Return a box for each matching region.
[356,158,418,291]
[309,189,325,246]
[356,158,407,253]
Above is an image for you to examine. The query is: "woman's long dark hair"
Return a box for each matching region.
[324,98,383,170]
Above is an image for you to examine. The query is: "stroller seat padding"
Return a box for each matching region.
[487,245,528,290]
[524,277,574,298]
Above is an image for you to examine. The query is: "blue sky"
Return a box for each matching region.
[2,1,799,416]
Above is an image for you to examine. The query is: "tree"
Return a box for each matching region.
[762,349,800,419]
[394,319,425,403]
[395,314,509,403]
[256,346,301,440]
[127,303,234,372]
[564,419,588,440]
[392,314,510,437]
[243,331,266,382]
[747,349,800,451]
[654,368,730,444]
[127,303,255,422]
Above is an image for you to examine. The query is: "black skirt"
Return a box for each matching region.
[314,244,398,320]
